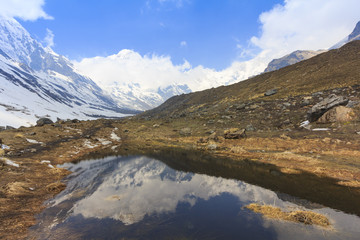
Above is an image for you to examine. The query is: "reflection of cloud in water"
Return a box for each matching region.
[56,156,281,225]
[42,155,360,240]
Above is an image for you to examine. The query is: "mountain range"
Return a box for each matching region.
[0,16,359,127]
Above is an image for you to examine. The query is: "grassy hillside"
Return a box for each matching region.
[143,40,360,118]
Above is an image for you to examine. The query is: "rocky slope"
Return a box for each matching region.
[141,40,360,125]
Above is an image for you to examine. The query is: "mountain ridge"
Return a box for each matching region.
[0,16,138,127]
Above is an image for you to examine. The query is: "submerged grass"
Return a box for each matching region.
[246,203,331,227]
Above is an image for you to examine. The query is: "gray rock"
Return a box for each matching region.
[346,100,360,108]
[235,103,246,110]
[6,125,15,130]
[307,94,349,122]
[264,89,278,96]
[36,118,53,126]
[0,126,5,132]
[179,128,192,136]
[246,124,256,131]
[317,106,355,123]
[224,128,246,139]
[207,144,217,150]
[249,104,259,110]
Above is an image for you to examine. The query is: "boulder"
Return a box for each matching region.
[307,94,348,122]
[36,118,53,127]
[179,128,191,136]
[264,89,278,96]
[224,128,246,139]
[6,125,15,130]
[317,106,356,123]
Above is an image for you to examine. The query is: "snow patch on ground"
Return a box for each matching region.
[97,138,112,146]
[1,144,10,150]
[83,140,98,149]
[312,128,330,131]
[110,131,121,141]
[26,138,43,144]
[1,158,19,167]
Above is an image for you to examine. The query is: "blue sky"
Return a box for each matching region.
[3,0,360,94]
[19,0,283,70]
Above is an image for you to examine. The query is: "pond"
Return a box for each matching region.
[29,154,360,240]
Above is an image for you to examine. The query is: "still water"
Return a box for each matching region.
[30,155,360,239]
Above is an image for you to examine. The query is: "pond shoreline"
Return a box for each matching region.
[0,118,360,239]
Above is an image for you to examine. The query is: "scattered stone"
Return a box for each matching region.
[264,89,278,96]
[36,118,53,127]
[197,138,208,144]
[153,124,160,128]
[224,128,246,139]
[307,94,349,122]
[283,102,291,107]
[71,119,80,123]
[208,132,219,142]
[52,123,62,128]
[346,100,360,108]
[29,132,36,136]
[6,126,15,130]
[30,148,37,153]
[205,129,215,134]
[235,103,246,110]
[207,143,217,150]
[207,120,215,124]
[179,128,192,136]
[123,129,129,133]
[249,104,259,110]
[246,124,256,132]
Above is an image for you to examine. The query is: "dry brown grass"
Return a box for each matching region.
[246,203,331,227]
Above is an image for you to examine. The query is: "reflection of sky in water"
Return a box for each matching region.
[32,156,360,240]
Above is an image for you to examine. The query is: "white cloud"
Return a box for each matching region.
[0,0,52,21]
[251,0,360,59]
[74,49,265,95]
[44,28,54,48]
[75,0,360,108]
[180,41,187,47]
[158,0,189,8]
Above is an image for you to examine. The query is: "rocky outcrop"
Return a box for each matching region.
[179,128,191,136]
[264,89,278,96]
[317,106,356,123]
[36,118,54,127]
[307,94,349,122]
[224,128,246,139]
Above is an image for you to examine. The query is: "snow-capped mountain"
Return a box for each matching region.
[104,82,191,110]
[0,16,137,127]
[331,21,360,49]
[264,50,326,73]
[264,21,360,73]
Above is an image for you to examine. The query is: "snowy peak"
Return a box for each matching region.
[331,21,360,49]
[348,21,360,42]
[0,15,37,65]
[0,16,137,126]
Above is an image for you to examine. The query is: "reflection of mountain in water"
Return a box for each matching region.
[31,156,360,240]
[54,156,284,225]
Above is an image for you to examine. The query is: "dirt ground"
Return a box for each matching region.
[0,117,360,239]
